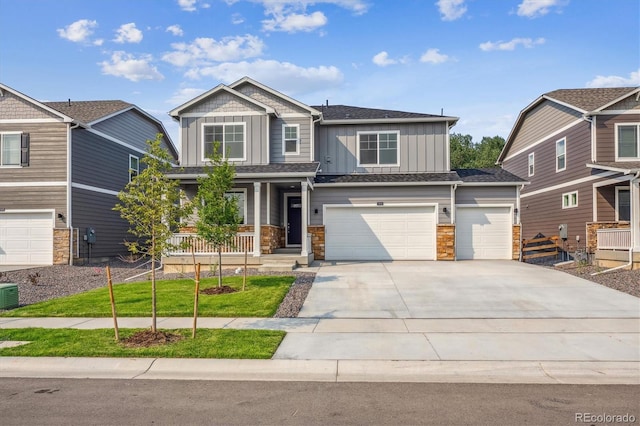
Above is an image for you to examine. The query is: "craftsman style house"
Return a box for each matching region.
[498,87,640,268]
[165,77,526,270]
[0,83,177,265]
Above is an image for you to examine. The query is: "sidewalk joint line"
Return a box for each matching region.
[132,358,158,379]
[423,334,442,360]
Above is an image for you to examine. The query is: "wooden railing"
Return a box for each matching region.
[597,228,631,250]
[167,232,254,255]
[521,235,560,261]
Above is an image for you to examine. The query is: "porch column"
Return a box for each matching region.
[253,182,261,257]
[301,180,309,257]
[632,177,640,251]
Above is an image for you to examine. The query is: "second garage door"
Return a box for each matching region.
[0,211,54,265]
[456,206,512,260]
[324,205,436,261]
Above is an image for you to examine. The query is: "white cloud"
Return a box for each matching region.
[479,37,545,51]
[372,51,397,67]
[57,19,98,43]
[517,0,564,18]
[232,13,245,24]
[263,11,328,32]
[183,59,343,95]
[436,0,467,21]
[167,87,208,105]
[586,69,640,88]
[162,35,265,66]
[166,25,184,36]
[113,23,143,44]
[420,48,450,64]
[99,51,164,82]
[178,0,210,11]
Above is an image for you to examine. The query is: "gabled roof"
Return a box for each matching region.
[0,82,75,123]
[454,168,527,184]
[498,86,640,163]
[314,104,458,124]
[169,83,277,118]
[45,100,133,125]
[229,76,322,116]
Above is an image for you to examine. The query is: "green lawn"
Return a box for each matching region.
[0,328,285,358]
[2,276,295,318]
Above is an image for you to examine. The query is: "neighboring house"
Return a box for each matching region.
[498,86,640,268]
[165,76,525,270]
[0,83,178,265]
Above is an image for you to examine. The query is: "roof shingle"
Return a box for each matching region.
[44,100,133,124]
[544,87,638,112]
[311,104,449,121]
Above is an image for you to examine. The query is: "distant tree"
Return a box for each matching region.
[450,133,505,169]
[195,143,240,288]
[114,134,191,333]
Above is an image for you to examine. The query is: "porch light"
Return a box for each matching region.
[442,207,448,213]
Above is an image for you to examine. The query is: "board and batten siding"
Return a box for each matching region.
[315,122,449,174]
[181,115,268,167]
[595,113,640,162]
[270,117,312,162]
[509,101,582,155]
[91,109,171,154]
[310,186,452,225]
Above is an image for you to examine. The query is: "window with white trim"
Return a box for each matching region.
[1,133,21,166]
[282,124,299,155]
[616,123,640,160]
[358,131,399,166]
[203,123,245,161]
[528,152,535,177]
[562,191,578,209]
[225,189,247,224]
[129,154,139,182]
[556,138,566,172]
[615,187,630,222]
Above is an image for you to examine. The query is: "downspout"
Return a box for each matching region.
[592,170,640,275]
[451,183,457,260]
[582,114,595,162]
[67,122,81,265]
[311,114,322,163]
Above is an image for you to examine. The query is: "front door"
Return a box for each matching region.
[287,196,302,246]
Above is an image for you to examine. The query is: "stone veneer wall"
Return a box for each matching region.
[308,225,325,260]
[260,225,282,254]
[53,228,70,265]
[512,224,521,260]
[586,222,630,253]
[436,224,455,260]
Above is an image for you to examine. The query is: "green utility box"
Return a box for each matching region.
[0,283,19,309]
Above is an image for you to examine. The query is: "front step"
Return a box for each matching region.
[258,262,298,272]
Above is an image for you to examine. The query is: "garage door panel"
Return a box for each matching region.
[0,212,54,265]
[325,206,435,261]
[456,207,511,260]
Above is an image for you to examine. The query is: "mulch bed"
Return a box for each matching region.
[201,285,238,295]
[121,330,183,347]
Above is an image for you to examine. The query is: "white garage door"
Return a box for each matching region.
[0,212,54,265]
[325,205,436,260]
[456,206,512,260]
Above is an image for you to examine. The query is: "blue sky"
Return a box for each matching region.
[1,0,638,146]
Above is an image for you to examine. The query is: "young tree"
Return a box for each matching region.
[114,134,191,332]
[195,144,240,288]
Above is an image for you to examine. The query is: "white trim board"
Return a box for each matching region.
[71,182,119,196]
[502,118,584,162]
[0,181,66,187]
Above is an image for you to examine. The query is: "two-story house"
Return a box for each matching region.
[0,83,178,265]
[165,76,526,271]
[498,87,640,269]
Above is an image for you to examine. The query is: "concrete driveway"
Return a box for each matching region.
[297,261,640,319]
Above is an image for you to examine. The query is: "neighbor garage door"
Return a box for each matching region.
[324,205,436,260]
[0,212,54,265]
[456,206,512,260]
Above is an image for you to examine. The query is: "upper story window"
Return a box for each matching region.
[283,124,300,155]
[1,133,22,167]
[129,154,139,182]
[528,152,535,177]
[358,131,399,166]
[616,123,640,160]
[203,123,245,161]
[556,138,566,172]
[616,187,630,221]
[562,191,578,209]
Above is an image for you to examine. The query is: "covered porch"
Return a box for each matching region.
[588,162,640,269]
[163,163,320,272]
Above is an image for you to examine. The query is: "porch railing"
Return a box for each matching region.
[168,232,254,255]
[596,228,631,250]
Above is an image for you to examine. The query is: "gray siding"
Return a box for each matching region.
[270,117,312,162]
[509,101,582,155]
[235,83,310,115]
[310,186,452,225]
[92,109,172,154]
[180,115,268,167]
[0,186,67,229]
[315,122,449,174]
[606,95,640,111]
[456,187,517,204]
[72,188,131,259]
[595,113,640,162]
